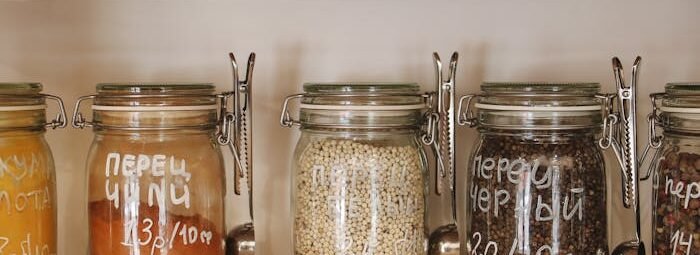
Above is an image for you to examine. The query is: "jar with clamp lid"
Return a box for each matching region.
[645,83,700,255]
[73,84,235,255]
[0,83,66,255]
[458,82,614,255]
[459,57,647,254]
[280,82,438,255]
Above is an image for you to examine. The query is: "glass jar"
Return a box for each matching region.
[280,83,431,255]
[648,83,700,255]
[73,84,227,255]
[458,83,609,254]
[0,83,65,255]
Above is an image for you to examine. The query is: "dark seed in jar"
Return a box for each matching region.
[467,133,607,255]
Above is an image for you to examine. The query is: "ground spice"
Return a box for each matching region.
[89,200,223,255]
[294,139,426,255]
[653,151,700,254]
[0,134,55,255]
[467,134,607,254]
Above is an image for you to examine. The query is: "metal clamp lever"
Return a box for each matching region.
[221,52,256,201]
[611,56,642,210]
[431,51,458,196]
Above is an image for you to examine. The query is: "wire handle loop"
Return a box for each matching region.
[71,95,96,129]
[42,93,68,129]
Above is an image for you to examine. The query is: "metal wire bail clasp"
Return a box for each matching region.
[597,93,618,149]
[457,94,478,127]
[639,92,666,181]
[71,95,96,129]
[420,106,438,146]
[41,93,68,129]
[279,94,304,128]
[647,93,665,149]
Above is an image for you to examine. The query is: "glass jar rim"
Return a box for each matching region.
[96,83,215,95]
[0,82,46,107]
[296,82,426,129]
[658,83,700,132]
[303,82,420,95]
[482,82,600,95]
[92,83,218,108]
[0,83,47,130]
[474,82,603,130]
[0,82,43,95]
[666,82,700,95]
[660,83,700,109]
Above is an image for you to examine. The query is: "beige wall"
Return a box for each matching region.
[1,0,699,254]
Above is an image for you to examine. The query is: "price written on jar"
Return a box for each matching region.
[469,232,572,255]
[670,229,694,255]
[104,153,192,210]
[121,217,213,255]
[0,234,54,255]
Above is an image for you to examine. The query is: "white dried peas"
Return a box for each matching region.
[294,139,426,255]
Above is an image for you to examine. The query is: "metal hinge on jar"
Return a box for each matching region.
[457,94,478,128]
[638,92,666,181]
[42,94,68,129]
[72,95,96,129]
[4,92,68,129]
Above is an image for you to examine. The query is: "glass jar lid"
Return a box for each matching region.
[662,83,700,108]
[474,82,603,130]
[0,82,45,107]
[296,83,428,129]
[0,83,66,130]
[94,83,217,108]
[657,83,700,132]
[75,83,220,130]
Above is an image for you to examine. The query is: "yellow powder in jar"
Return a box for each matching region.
[0,134,56,254]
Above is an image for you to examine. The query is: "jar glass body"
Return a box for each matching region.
[463,83,608,255]
[84,84,225,255]
[0,129,56,254]
[651,133,700,254]
[288,83,430,255]
[0,83,57,254]
[292,128,428,255]
[650,84,700,254]
[465,129,607,254]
